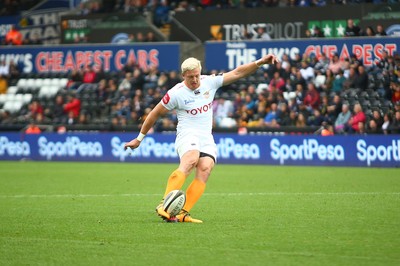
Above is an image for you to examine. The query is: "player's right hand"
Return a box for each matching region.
[124,139,141,150]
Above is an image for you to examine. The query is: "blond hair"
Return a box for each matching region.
[181,57,201,73]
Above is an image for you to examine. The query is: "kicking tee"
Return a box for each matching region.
[161,74,224,137]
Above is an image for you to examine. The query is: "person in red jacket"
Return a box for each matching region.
[346,103,366,133]
[303,82,320,111]
[5,25,23,46]
[82,64,96,83]
[63,93,81,118]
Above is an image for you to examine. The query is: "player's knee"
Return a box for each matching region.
[198,163,213,176]
[180,158,198,174]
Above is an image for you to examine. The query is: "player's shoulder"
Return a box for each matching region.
[168,81,185,94]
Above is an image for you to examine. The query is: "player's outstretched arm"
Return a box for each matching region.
[124,102,169,150]
[222,54,279,86]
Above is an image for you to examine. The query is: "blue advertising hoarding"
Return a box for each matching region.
[205,37,399,70]
[0,43,180,73]
[0,133,399,167]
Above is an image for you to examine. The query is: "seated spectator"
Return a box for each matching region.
[375,24,387,37]
[303,83,320,110]
[299,61,314,81]
[8,60,20,79]
[66,69,83,90]
[363,26,375,37]
[252,27,271,40]
[136,32,145,42]
[25,120,41,134]
[321,69,335,92]
[307,109,325,126]
[131,68,145,90]
[354,65,368,90]
[83,64,97,84]
[332,69,345,93]
[334,104,351,133]
[345,103,366,134]
[122,59,137,74]
[391,82,400,104]
[5,25,22,45]
[51,95,66,124]
[314,53,330,74]
[143,65,159,91]
[328,53,342,75]
[0,60,9,77]
[276,103,291,126]
[326,94,342,122]
[366,110,383,134]
[321,124,335,136]
[389,111,400,134]
[264,103,278,127]
[77,112,90,125]
[119,72,132,91]
[65,111,77,125]
[26,100,43,120]
[269,71,285,92]
[382,113,392,134]
[345,19,360,37]
[145,32,157,42]
[214,97,234,127]
[63,93,81,118]
[312,26,324,38]
[295,112,307,127]
[344,66,358,89]
[0,110,13,124]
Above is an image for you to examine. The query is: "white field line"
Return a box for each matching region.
[0,192,399,199]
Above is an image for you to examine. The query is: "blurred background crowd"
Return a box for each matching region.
[0,0,400,134]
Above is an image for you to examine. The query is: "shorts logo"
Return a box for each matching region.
[191,143,196,146]
[162,93,170,104]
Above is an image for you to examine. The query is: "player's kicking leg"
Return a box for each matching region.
[155,150,198,222]
[176,155,215,223]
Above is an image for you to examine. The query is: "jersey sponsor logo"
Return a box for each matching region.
[184,99,195,105]
[185,102,212,115]
[162,93,170,104]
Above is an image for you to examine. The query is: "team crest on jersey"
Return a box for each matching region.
[203,90,210,99]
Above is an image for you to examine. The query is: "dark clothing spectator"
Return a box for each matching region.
[354,67,369,90]
[345,19,360,37]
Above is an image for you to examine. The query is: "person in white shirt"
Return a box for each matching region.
[299,60,314,81]
[124,54,279,223]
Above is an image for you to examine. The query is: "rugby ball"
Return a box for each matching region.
[163,190,186,217]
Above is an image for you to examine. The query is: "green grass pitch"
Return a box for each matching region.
[0,161,399,265]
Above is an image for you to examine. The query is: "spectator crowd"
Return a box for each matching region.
[1,49,400,135]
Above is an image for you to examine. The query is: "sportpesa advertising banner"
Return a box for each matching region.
[0,43,180,73]
[0,133,399,167]
[205,37,399,70]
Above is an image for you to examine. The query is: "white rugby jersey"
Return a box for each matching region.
[161,74,224,137]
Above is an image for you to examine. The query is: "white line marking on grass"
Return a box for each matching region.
[0,192,399,199]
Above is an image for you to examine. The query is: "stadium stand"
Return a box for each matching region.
[0,1,399,134]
